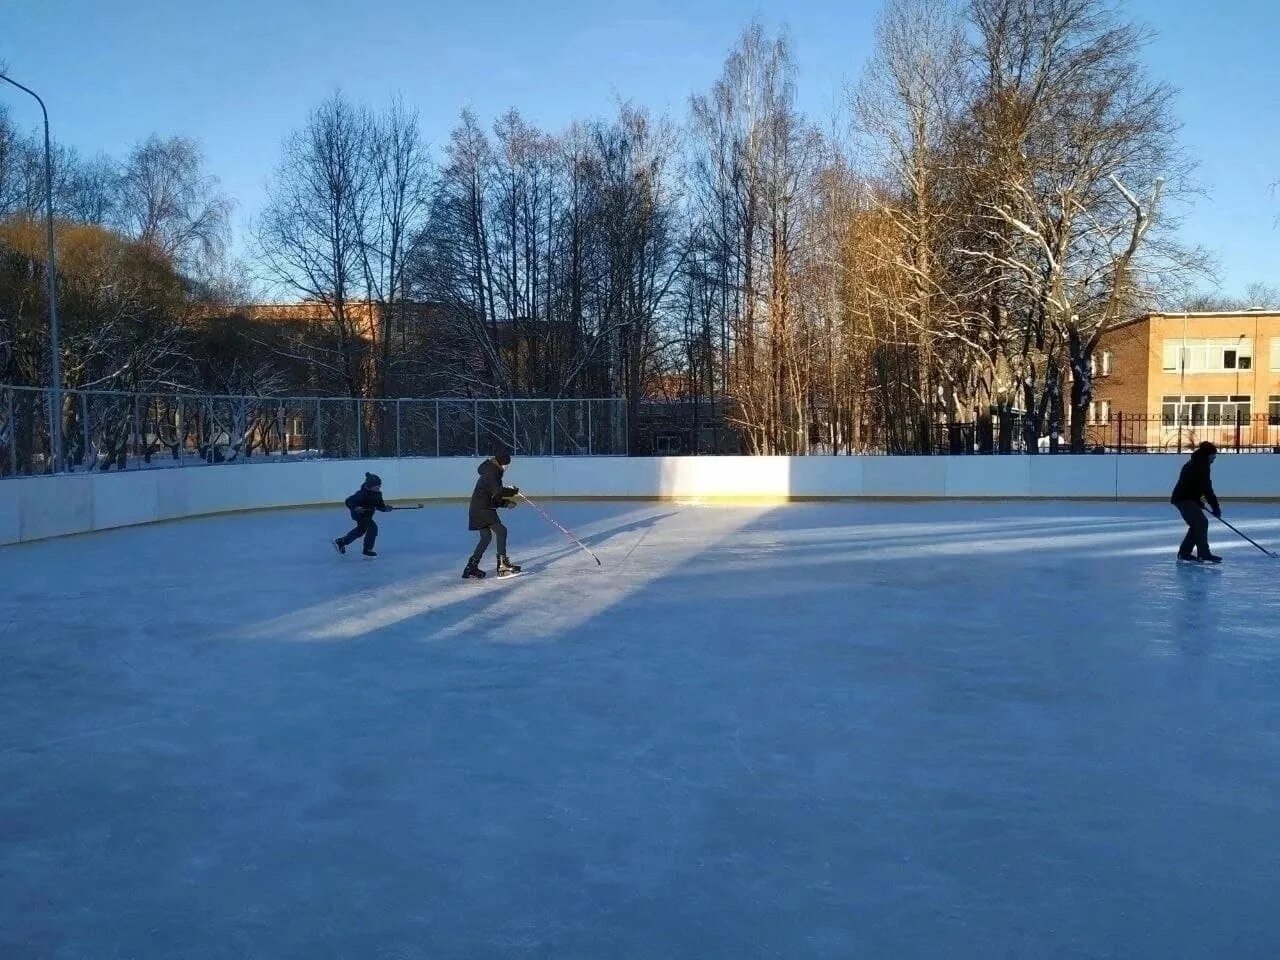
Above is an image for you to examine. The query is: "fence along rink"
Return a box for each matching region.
[0,387,627,477]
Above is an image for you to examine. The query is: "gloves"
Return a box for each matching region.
[1212,505,1222,519]
[501,498,517,509]
[510,486,520,496]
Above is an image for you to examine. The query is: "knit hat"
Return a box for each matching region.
[1194,441,1217,459]
[494,451,512,466]
[364,472,383,487]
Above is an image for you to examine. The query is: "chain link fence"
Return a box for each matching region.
[0,386,628,478]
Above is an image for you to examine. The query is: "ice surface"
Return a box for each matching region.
[3,500,1280,958]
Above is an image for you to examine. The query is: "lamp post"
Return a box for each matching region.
[0,72,62,472]
[1235,333,1246,396]
[1235,332,1247,449]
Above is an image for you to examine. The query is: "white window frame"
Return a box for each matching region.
[1271,339,1280,372]
[1160,338,1254,373]
[1088,400,1111,425]
[1162,394,1250,427]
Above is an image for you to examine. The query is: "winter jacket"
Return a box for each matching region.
[345,484,390,518]
[468,459,517,530]
[1170,457,1219,513]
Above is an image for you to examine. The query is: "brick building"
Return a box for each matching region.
[1093,309,1280,450]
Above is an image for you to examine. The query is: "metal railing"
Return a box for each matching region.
[843,412,1280,456]
[0,386,627,478]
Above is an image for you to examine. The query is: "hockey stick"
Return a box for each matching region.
[390,504,425,510]
[517,493,602,566]
[1209,510,1279,558]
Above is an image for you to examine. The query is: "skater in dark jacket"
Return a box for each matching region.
[334,472,394,558]
[1171,441,1222,563]
[463,452,520,578]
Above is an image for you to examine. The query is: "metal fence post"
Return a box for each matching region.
[133,393,142,467]
[1236,408,1242,452]
[5,387,15,476]
[435,400,441,458]
[395,399,402,459]
[355,398,362,458]
[550,399,555,457]
[315,398,322,458]
[277,404,286,460]
[511,399,518,455]
[473,399,479,456]
[1116,412,1123,454]
[587,401,593,456]
[80,392,90,472]
[46,386,58,474]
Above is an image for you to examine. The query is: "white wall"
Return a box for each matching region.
[2,454,1277,545]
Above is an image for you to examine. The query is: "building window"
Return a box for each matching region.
[1160,338,1254,373]
[1090,351,1113,377]
[1088,400,1111,425]
[1163,394,1250,426]
[1205,395,1251,425]
[1163,395,1205,426]
[1270,396,1280,426]
[1271,340,1280,372]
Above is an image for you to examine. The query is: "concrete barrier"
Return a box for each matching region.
[2,454,1278,546]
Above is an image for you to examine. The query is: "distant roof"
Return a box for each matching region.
[1104,309,1280,333]
[1147,309,1280,319]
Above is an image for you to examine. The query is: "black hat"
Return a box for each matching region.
[1194,441,1217,458]
[494,451,512,466]
[364,472,383,486]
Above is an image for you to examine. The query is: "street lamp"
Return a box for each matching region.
[0,72,62,473]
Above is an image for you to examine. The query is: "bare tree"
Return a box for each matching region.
[958,0,1200,451]
[116,135,231,273]
[854,0,972,447]
[357,98,433,398]
[257,93,377,399]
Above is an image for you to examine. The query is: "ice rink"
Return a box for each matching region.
[3,499,1280,958]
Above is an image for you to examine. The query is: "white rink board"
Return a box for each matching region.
[2,453,1279,545]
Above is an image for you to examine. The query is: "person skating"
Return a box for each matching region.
[463,451,520,579]
[334,472,394,558]
[1171,441,1222,564]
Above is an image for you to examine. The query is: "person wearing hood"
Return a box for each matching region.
[464,451,520,579]
[1171,441,1222,564]
[334,472,394,558]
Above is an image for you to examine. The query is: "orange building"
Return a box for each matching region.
[1093,309,1280,451]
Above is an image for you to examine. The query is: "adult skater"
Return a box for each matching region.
[463,451,520,579]
[1171,441,1222,564]
[334,472,394,558]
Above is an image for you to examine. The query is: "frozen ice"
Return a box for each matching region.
[3,500,1280,958]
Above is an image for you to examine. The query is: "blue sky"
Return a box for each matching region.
[2,0,1277,295]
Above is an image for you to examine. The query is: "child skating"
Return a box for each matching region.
[334,472,394,558]
[463,451,521,579]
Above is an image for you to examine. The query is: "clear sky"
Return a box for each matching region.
[2,0,1277,295]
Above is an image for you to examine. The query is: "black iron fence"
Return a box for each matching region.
[0,386,627,478]
[845,412,1280,456]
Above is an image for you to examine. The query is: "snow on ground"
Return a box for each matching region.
[2,499,1280,958]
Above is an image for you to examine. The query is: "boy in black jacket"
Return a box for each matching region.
[334,472,394,558]
[1171,441,1222,563]
[463,452,520,579]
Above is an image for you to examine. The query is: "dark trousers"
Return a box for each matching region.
[1175,501,1211,558]
[471,521,507,562]
[339,512,378,552]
